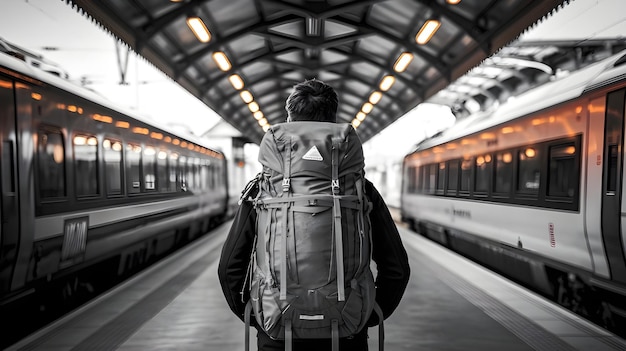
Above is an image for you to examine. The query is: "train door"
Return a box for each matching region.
[601,88,626,284]
[0,76,19,295]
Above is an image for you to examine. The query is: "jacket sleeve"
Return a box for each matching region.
[365,179,411,324]
[217,200,256,322]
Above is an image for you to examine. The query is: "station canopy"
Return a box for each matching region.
[66,0,570,143]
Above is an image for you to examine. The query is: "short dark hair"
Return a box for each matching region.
[285,79,338,122]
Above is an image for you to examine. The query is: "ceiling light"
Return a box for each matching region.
[248,101,260,113]
[361,102,374,114]
[369,91,382,105]
[379,75,395,91]
[212,52,231,71]
[253,111,264,120]
[240,90,253,103]
[228,74,244,90]
[306,17,321,36]
[416,19,441,45]
[258,118,268,126]
[186,16,211,43]
[393,52,414,72]
[352,119,361,128]
[446,0,461,4]
[262,124,270,132]
[356,112,366,121]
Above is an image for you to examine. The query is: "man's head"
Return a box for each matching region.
[285,79,338,123]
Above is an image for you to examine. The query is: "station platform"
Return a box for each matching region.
[6,221,626,351]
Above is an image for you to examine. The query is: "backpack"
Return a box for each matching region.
[243,121,383,351]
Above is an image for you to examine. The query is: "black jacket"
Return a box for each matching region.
[217,179,410,326]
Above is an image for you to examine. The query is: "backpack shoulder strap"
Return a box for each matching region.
[331,136,345,302]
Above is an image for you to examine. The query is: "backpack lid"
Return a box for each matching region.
[258,122,364,178]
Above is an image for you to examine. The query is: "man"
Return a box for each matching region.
[218,79,410,350]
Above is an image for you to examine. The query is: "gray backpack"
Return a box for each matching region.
[244,122,383,351]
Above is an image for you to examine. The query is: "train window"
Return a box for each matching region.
[517,147,541,195]
[73,134,99,197]
[143,146,156,191]
[436,162,445,193]
[169,153,179,191]
[607,144,619,194]
[427,164,437,194]
[193,158,201,190]
[415,166,422,192]
[179,156,187,191]
[37,128,66,199]
[460,158,472,193]
[103,139,123,196]
[157,150,168,192]
[494,151,513,195]
[474,154,491,194]
[407,166,417,193]
[548,144,577,198]
[447,160,459,194]
[126,143,141,194]
[202,162,210,190]
[186,158,195,190]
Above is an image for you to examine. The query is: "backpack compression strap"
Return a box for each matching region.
[280,136,293,301]
[331,138,345,302]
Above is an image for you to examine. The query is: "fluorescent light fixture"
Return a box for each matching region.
[393,52,413,72]
[212,52,231,71]
[228,74,244,90]
[248,101,260,113]
[262,124,270,132]
[416,19,441,45]
[240,90,253,103]
[369,91,382,105]
[361,102,374,114]
[306,17,321,36]
[253,111,264,120]
[379,75,395,91]
[258,118,268,126]
[186,16,211,43]
[356,112,366,121]
[352,119,361,128]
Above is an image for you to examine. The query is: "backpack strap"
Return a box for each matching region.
[285,319,293,351]
[280,137,293,301]
[331,319,339,351]
[331,137,345,301]
[374,303,385,351]
[244,300,252,351]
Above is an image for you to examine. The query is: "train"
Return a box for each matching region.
[0,38,229,309]
[401,49,626,333]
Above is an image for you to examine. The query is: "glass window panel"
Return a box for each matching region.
[143,146,156,191]
[126,143,141,193]
[447,160,459,192]
[74,134,98,197]
[169,153,179,191]
[475,154,491,193]
[157,150,168,192]
[494,151,513,194]
[104,139,122,195]
[518,147,541,194]
[37,129,66,199]
[436,162,445,191]
[548,144,577,198]
[460,159,472,192]
[179,156,187,191]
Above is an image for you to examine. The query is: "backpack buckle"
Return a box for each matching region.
[331,179,340,194]
[282,178,291,192]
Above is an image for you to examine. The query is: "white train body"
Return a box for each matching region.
[401,50,626,329]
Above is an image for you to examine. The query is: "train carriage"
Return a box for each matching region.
[0,42,228,306]
[401,50,626,332]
